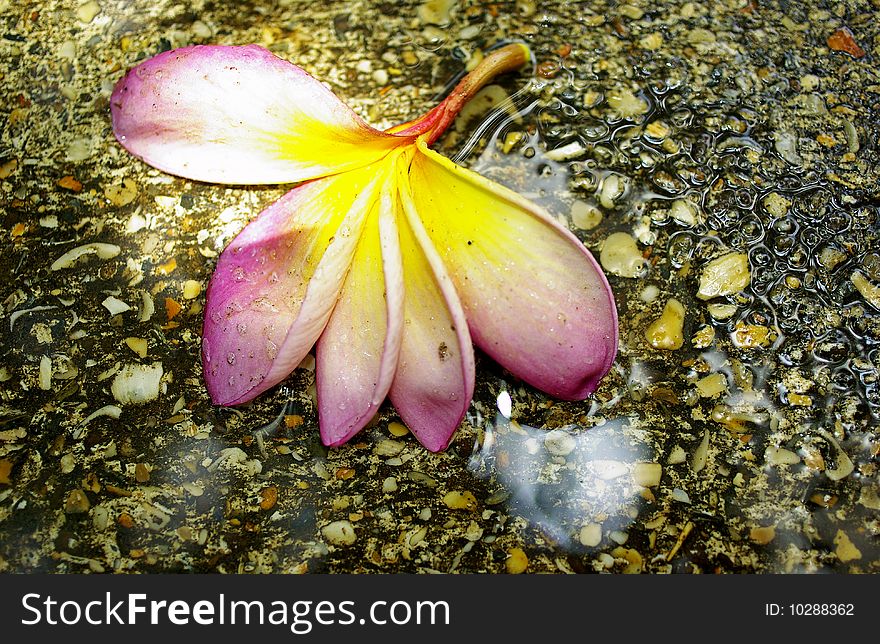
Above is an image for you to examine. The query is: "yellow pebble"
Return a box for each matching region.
[505,547,528,574]
[645,298,685,350]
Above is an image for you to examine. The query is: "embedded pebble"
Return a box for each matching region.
[570,200,603,229]
[124,337,148,358]
[191,20,212,38]
[76,1,101,24]
[545,141,586,162]
[668,445,687,464]
[102,296,131,316]
[669,199,697,226]
[579,523,602,547]
[135,463,151,484]
[672,488,691,503]
[697,253,751,300]
[388,421,409,437]
[407,526,428,548]
[645,298,686,350]
[640,285,660,302]
[639,32,664,50]
[38,355,52,390]
[632,462,662,487]
[182,280,202,299]
[774,130,802,165]
[104,179,138,207]
[259,486,277,510]
[598,173,628,209]
[600,232,645,278]
[382,476,398,493]
[607,88,648,118]
[696,373,727,398]
[59,40,77,60]
[833,529,861,562]
[110,362,163,405]
[762,192,791,217]
[749,525,776,545]
[51,243,120,270]
[594,460,628,480]
[66,138,92,161]
[765,446,801,466]
[64,489,90,514]
[707,303,738,319]
[374,439,404,456]
[505,547,528,574]
[322,520,357,546]
[443,490,477,510]
[418,0,455,24]
[692,430,709,473]
[464,521,483,541]
[850,271,880,310]
[544,429,576,456]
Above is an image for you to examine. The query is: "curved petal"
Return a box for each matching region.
[202,164,385,405]
[390,162,476,452]
[111,45,404,184]
[409,141,618,400]
[316,186,405,447]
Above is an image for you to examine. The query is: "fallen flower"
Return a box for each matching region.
[111,43,618,451]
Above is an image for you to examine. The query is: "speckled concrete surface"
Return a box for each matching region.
[1,0,879,573]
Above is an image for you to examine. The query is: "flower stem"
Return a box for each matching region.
[387,43,532,144]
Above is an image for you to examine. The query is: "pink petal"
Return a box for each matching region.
[409,142,618,400]
[202,166,382,405]
[316,187,405,447]
[389,165,476,452]
[111,45,402,184]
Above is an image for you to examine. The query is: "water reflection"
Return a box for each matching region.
[467,389,652,552]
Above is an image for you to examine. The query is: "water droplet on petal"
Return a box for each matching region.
[266,339,278,360]
[236,322,247,335]
[203,338,212,363]
[232,266,246,282]
[226,352,236,365]
[250,297,279,313]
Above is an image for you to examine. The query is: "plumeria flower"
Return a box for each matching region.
[110,43,618,452]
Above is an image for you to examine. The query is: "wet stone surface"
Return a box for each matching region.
[1,0,879,573]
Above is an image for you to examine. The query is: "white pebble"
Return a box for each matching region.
[544,429,576,456]
[672,488,691,503]
[579,523,602,547]
[192,20,212,39]
[600,232,645,278]
[545,141,586,162]
[102,296,131,316]
[38,355,52,390]
[51,243,120,270]
[59,40,77,60]
[110,362,163,405]
[322,520,357,546]
[76,0,101,24]
[697,252,751,300]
